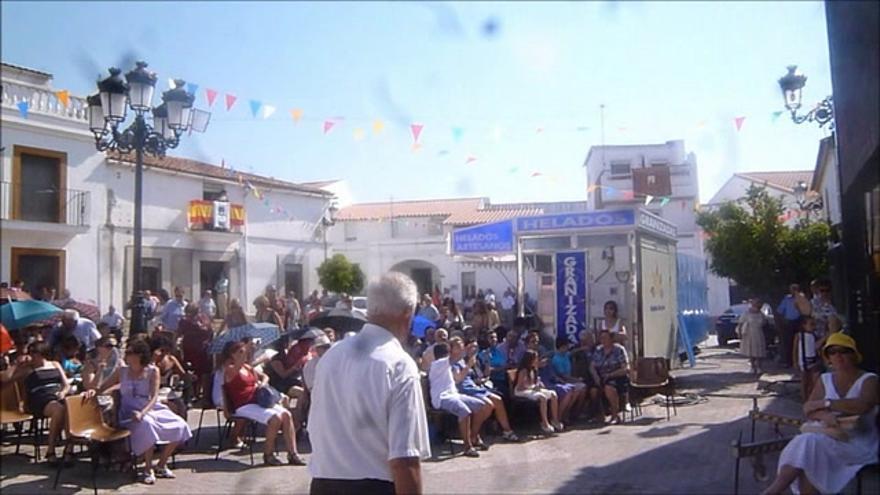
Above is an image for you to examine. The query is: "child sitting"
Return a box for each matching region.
[514,349,562,434]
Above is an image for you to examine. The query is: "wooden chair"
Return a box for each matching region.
[0,381,34,456]
[629,357,677,421]
[419,374,458,456]
[53,394,131,495]
[504,368,544,430]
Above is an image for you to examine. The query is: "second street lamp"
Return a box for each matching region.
[87,62,209,335]
[777,65,834,128]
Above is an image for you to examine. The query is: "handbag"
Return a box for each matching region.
[800,415,858,442]
[255,385,281,408]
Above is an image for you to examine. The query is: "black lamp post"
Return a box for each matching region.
[321,204,339,262]
[778,65,835,128]
[87,62,209,335]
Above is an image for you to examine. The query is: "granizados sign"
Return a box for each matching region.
[555,251,587,344]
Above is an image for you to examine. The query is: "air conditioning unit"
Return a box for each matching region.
[213,201,231,230]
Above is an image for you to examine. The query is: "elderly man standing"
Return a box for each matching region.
[159,286,188,333]
[309,272,431,495]
[49,309,102,352]
[198,289,217,321]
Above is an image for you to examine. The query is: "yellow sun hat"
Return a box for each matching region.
[823,332,862,364]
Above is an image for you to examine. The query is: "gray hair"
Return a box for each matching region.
[62,309,80,320]
[367,272,418,318]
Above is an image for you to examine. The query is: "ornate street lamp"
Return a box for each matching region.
[321,204,339,261]
[777,65,834,128]
[87,62,209,335]
[792,180,824,222]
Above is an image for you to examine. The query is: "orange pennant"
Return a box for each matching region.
[290,108,304,124]
[54,90,70,107]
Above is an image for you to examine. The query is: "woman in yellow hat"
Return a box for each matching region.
[763,333,878,494]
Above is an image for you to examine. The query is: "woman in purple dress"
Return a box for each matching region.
[85,339,192,485]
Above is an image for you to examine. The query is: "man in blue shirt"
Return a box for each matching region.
[159,286,187,332]
[776,284,805,368]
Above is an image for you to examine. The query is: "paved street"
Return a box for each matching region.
[0,342,871,494]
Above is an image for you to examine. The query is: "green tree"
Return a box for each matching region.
[697,185,830,302]
[317,254,365,295]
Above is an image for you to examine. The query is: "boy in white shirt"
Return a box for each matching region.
[428,343,493,458]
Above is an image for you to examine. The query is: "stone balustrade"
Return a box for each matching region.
[1,80,88,121]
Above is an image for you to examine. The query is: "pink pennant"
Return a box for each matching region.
[622,191,635,200]
[323,120,336,134]
[734,116,746,131]
[535,127,544,134]
[465,155,478,165]
[530,172,543,177]
[225,93,237,111]
[410,123,424,143]
[205,88,218,108]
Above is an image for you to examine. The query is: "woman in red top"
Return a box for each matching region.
[179,303,213,401]
[221,342,305,466]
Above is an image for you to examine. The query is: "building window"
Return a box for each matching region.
[344,221,357,242]
[461,272,476,299]
[427,218,444,236]
[12,146,66,223]
[650,160,669,168]
[11,247,66,296]
[203,182,227,201]
[141,258,162,295]
[610,161,631,176]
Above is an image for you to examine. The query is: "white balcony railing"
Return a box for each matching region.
[1,80,89,122]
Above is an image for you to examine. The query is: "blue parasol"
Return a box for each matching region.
[410,315,436,339]
[209,322,280,354]
[0,300,63,330]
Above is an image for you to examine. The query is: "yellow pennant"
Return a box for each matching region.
[290,108,304,124]
[372,119,385,135]
[55,90,70,107]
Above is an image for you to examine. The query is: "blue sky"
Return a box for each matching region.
[2,1,832,204]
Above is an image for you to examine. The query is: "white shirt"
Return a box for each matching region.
[198,297,216,318]
[309,323,431,481]
[302,354,320,391]
[100,311,124,328]
[49,318,102,351]
[501,295,515,311]
[486,292,496,304]
[428,357,458,408]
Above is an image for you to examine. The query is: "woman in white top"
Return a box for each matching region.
[763,332,878,495]
[599,300,627,345]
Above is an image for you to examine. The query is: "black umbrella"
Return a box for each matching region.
[309,308,367,335]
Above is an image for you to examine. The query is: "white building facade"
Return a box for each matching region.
[584,139,704,259]
[1,62,333,312]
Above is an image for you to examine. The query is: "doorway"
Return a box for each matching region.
[411,268,432,296]
[200,261,228,298]
[13,146,66,223]
[284,263,303,300]
[11,248,65,295]
[141,258,162,295]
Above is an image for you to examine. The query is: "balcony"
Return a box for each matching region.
[1,80,89,122]
[0,181,90,234]
[187,200,245,233]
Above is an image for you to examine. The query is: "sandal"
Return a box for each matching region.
[501,430,520,442]
[156,466,176,479]
[142,470,156,485]
[540,424,556,435]
[287,453,306,466]
[263,453,283,466]
[473,440,489,451]
[462,448,480,458]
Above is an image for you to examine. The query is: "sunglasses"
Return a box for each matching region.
[825,347,854,356]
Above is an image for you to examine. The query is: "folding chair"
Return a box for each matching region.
[629,357,677,420]
[0,381,33,456]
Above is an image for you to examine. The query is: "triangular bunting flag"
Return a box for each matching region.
[205,89,218,108]
[323,120,336,134]
[535,127,544,134]
[452,127,464,142]
[530,171,543,177]
[659,197,671,207]
[249,100,262,118]
[771,111,783,122]
[262,105,276,119]
[465,155,477,165]
[410,123,424,143]
[372,119,385,134]
[290,108,304,124]
[353,128,365,141]
[167,78,176,89]
[645,195,654,206]
[437,150,450,156]
[55,90,70,107]
[16,101,28,118]
[186,82,199,96]
[622,191,635,200]
[225,93,238,111]
[411,142,423,152]
[509,166,520,174]
[734,116,746,131]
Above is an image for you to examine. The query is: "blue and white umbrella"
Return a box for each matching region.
[209,322,280,354]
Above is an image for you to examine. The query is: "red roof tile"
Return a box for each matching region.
[735,171,815,193]
[107,151,332,196]
[336,198,485,221]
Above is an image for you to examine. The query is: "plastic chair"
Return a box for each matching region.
[628,357,677,420]
[53,394,131,495]
[214,383,257,465]
[0,381,34,456]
